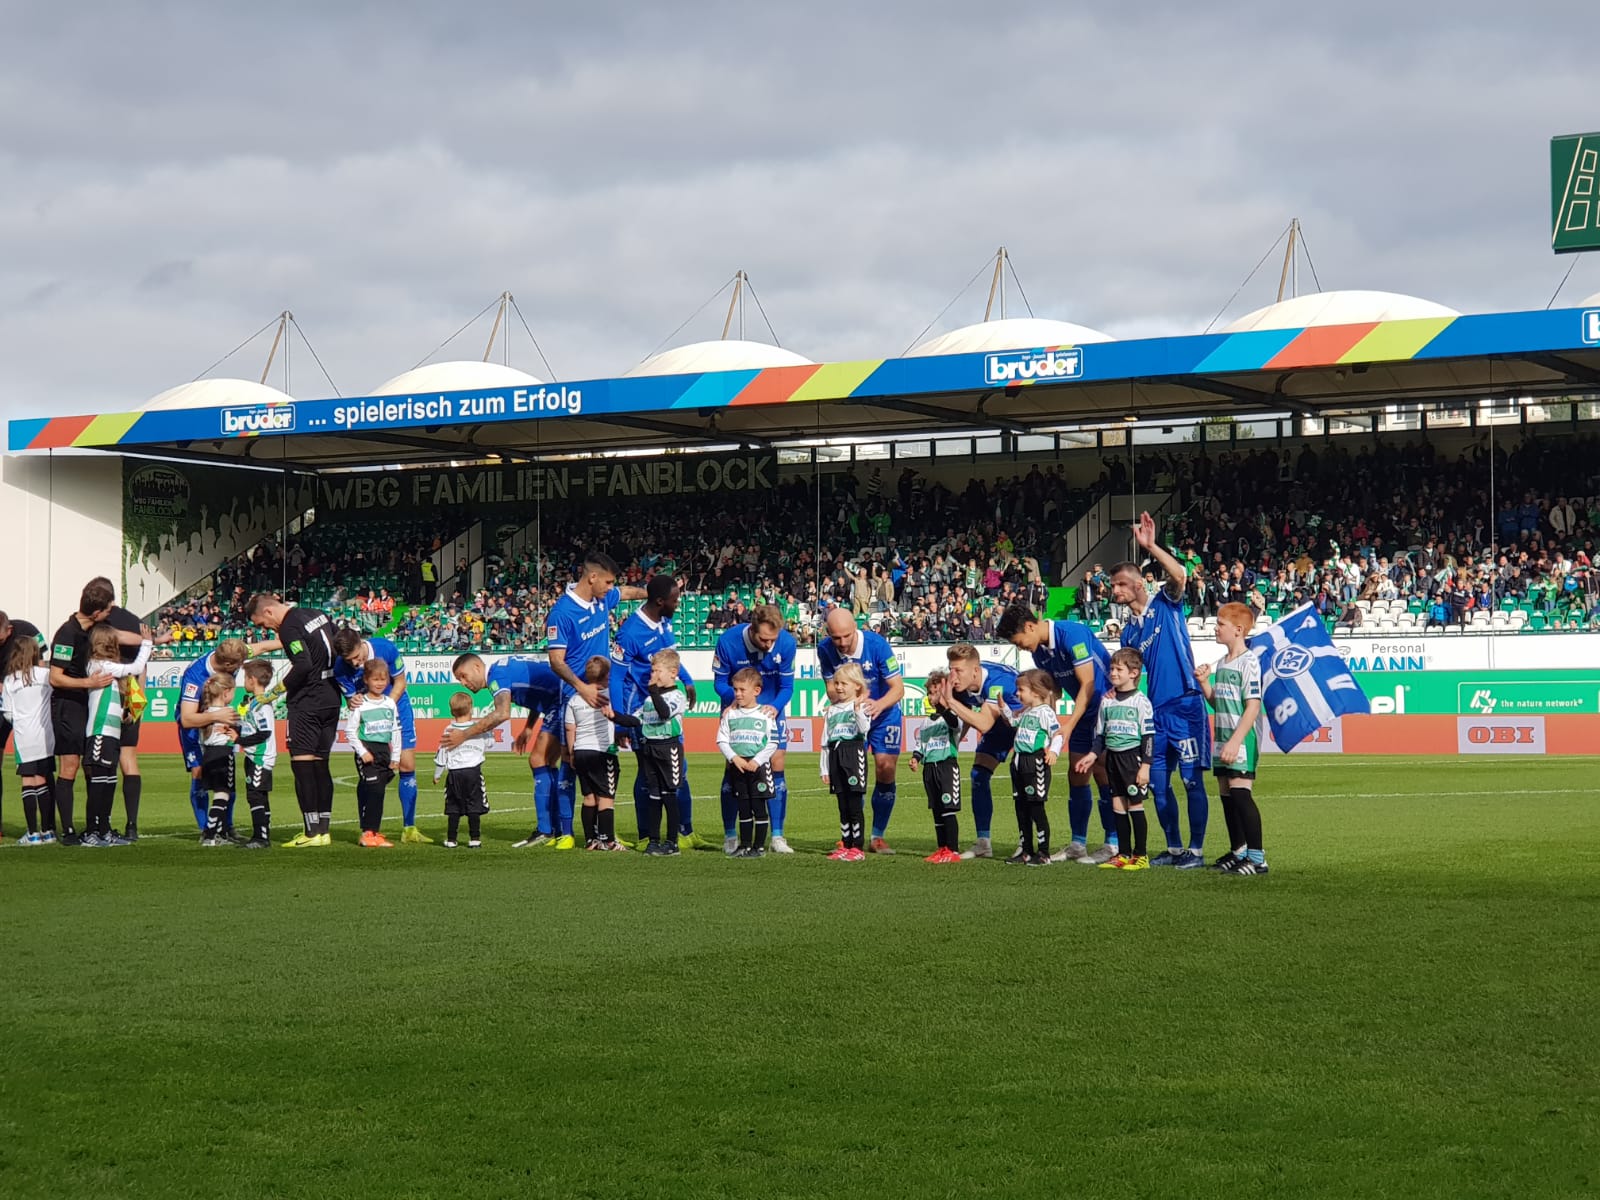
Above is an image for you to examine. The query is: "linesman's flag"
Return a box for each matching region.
[1247,603,1370,751]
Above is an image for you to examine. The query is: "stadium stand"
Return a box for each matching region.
[149,431,1600,652]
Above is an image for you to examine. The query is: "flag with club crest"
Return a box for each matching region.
[1247,603,1370,751]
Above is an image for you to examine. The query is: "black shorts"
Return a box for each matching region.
[286,704,339,758]
[119,717,142,748]
[637,740,684,796]
[1010,749,1052,803]
[17,757,53,778]
[1214,768,1257,784]
[355,743,395,789]
[0,715,11,753]
[85,733,121,781]
[243,761,273,801]
[445,766,489,816]
[723,760,774,804]
[573,749,620,800]
[201,745,236,794]
[827,739,869,796]
[1106,749,1147,802]
[920,759,961,816]
[51,699,86,758]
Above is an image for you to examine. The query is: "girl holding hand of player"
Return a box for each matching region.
[81,621,153,845]
[347,659,401,848]
[1001,668,1064,866]
[821,663,873,861]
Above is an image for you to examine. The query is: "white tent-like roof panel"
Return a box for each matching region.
[370,361,542,395]
[1578,290,1600,308]
[906,317,1114,357]
[623,340,814,378]
[1223,290,1459,333]
[141,378,296,411]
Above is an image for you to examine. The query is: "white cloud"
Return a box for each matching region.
[2,0,1596,423]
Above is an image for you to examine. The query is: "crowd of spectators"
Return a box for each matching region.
[152,432,1600,649]
[1077,434,1600,631]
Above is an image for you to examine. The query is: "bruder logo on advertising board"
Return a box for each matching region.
[1457,716,1546,754]
[983,347,1083,385]
[126,464,191,517]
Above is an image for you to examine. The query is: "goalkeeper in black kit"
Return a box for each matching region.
[245,593,342,848]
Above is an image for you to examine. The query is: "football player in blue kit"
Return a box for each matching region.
[816,608,905,853]
[447,653,564,846]
[934,643,1023,859]
[1108,512,1211,867]
[544,552,647,846]
[333,629,429,843]
[997,604,1120,864]
[712,605,797,853]
[612,576,700,848]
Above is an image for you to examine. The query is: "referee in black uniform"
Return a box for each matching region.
[244,592,341,845]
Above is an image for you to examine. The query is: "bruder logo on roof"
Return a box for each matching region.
[983,347,1084,385]
[221,405,296,435]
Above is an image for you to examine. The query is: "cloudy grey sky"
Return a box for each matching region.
[2,0,1596,420]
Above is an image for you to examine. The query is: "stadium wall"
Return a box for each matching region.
[127,634,1600,758]
[0,452,123,622]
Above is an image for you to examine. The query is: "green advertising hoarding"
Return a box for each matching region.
[138,670,1600,723]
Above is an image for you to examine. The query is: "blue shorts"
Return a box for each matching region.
[1068,699,1100,756]
[1154,693,1213,777]
[179,726,202,770]
[974,720,1016,764]
[867,712,903,755]
[396,694,417,752]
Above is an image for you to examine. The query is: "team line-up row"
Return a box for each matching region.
[1,529,1268,871]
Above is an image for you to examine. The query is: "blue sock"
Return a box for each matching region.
[720,778,737,838]
[1148,759,1184,851]
[557,766,576,836]
[398,771,418,827]
[1067,783,1092,844]
[769,771,788,837]
[1097,782,1118,847]
[1247,847,1265,864]
[532,767,554,836]
[676,777,693,835]
[189,778,207,830]
[633,767,652,841]
[1183,773,1209,853]
[970,767,993,841]
[870,783,897,838]
[225,793,237,832]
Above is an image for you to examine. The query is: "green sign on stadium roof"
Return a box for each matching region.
[1551,131,1600,254]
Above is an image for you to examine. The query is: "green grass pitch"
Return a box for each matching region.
[2,753,1596,1199]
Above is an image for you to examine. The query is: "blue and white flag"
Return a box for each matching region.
[1247,603,1370,752]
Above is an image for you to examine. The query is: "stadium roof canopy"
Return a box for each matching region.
[10,303,1600,472]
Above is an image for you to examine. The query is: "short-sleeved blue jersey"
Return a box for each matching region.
[712,624,797,714]
[485,658,562,715]
[953,661,1022,715]
[817,628,902,704]
[1030,620,1110,700]
[332,636,405,698]
[1120,588,1199,708]
[611,609,695,716]
[176,651,226,719]
[546,584,621,682]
